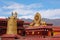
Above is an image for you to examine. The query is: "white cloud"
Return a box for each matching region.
[3,3,25,9]
[2,2,42,15]
[0,1,60,19]
[3,2,42,10]
[40,9,60,19]
[18,15,34,19]
[17,9,60,19]
[0,16,7,19]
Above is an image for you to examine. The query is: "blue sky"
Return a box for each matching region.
[0,0,60,19]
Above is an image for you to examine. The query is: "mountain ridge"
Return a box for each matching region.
[21,18,60,26]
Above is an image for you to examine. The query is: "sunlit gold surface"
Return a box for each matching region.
[30,12,46,27]
[6,12,17,34]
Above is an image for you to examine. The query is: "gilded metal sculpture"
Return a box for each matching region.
[6,12,17,34]
[30,12,46,27]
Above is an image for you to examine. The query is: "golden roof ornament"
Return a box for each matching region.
[30,12,46,27]
[6,12,17,34]
[12,11,17,18]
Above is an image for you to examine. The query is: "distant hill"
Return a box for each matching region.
[21,18,60,26]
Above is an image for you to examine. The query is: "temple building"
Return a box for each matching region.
[0,12,60,39]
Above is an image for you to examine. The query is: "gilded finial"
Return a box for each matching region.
[6,12,17,34]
